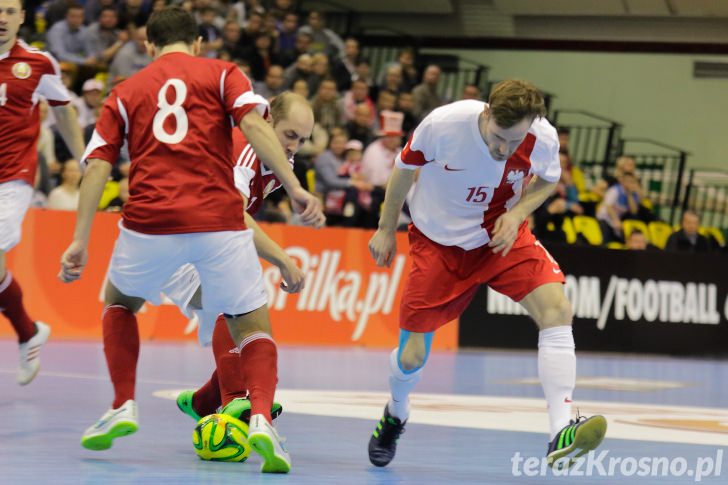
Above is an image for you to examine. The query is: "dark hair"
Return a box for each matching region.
[146,7,197,48]
[99,6,117,15]
[629,229,645,238]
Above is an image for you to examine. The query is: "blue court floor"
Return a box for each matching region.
[1,340,727,484]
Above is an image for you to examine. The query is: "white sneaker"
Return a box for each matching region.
[248,413,291,473]
[17,321,51,385]
[81,399,139,451]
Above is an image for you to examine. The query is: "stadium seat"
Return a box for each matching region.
[561,217,577,244]
[700,226,726,247]
[306,168,317,194]
[622,219,650,242]
[98,181,120,210]
[607,241,625,250]
[648,221,673,249]
[571,215,603,246]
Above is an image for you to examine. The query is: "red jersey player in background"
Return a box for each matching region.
[0,0,85,385]
[162,92,314,425]
[58,8,322,473]
[367,80,606,470]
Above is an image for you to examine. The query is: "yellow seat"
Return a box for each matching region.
[648,221,673,249]
[561,217,577,244]
[578,192,600,203]
[572,166,587,194]
[622,219,650,242]
[305,168,317,193]
[572,215,603,246]
[699,226,725,247]
[607,241,625,250]
[98,181,120,210]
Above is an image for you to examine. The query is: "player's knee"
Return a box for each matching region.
[399,345,427,372]
[539,296,573,328]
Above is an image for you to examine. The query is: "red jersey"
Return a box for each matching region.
[83,52,268,235]
[0,40,70,186]
[230,129,292,216]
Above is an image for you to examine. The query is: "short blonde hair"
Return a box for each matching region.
[488,79,546,128]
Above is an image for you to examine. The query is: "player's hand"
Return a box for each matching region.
[58,240,88,283]
[489,212,521,257]
[278,257,305,293]
[369,228,396,267]
[289,186,326,228]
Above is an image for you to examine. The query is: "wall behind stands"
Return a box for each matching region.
[426,47,728,170]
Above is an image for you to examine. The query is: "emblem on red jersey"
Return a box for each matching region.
[12,62,32,79]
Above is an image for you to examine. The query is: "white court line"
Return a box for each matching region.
[5,367,728,447]
[0,368,194,387]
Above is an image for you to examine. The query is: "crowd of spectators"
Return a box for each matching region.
[25,0,724,251]
[533,128,723,253]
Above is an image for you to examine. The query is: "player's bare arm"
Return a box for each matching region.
[244,211,304,293]
[238,110,324,226]
[490,176,558,256]
[369,167,417,267]
[59,159,112,282]
[51,104,86,161]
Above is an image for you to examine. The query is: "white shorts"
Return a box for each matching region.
[161,264,221,346]
[0,180,34,252]
[108,221,268,317]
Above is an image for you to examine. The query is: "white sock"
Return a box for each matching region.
[387,348,422,421]
[538,326,576,440]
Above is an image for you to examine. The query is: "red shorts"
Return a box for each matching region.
[400,223,565,332]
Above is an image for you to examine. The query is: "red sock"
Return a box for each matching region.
[102,305,139,409]
[212,315,246,408]
[239,333,277,424]
[0,272,36,343]
[193,370,221,416]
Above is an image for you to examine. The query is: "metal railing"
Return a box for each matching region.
[552,110,622,183]
[681,169,728,229]
[617,138,689,225]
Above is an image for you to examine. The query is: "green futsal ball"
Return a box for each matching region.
[192,414,251,462]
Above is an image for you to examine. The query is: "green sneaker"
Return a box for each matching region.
[220,397,283,424]
[176,390,202,421]
[546,414,607,469]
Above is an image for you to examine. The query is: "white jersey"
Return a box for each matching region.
[396,100,560,250]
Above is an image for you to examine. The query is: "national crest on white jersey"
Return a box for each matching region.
[506,170,525,185]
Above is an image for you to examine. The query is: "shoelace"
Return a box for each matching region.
[379,417,406,445]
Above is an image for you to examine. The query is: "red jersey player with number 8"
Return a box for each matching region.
[58,7,323,474]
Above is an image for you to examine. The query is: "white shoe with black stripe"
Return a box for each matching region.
[17,321,50,385]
